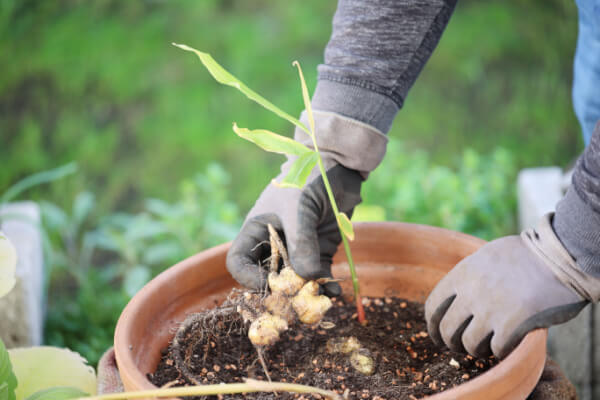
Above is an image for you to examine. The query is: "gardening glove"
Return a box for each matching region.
[227,110,388,297]
[425,211,600,359]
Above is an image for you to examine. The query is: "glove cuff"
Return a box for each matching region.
[521,213,600,302]
[294,110,388,178]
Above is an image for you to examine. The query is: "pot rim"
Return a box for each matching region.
[114,221,547,399]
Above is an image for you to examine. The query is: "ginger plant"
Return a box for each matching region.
[173,43,367,324]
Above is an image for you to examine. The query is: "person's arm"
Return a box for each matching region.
[313,0,457,134]
[227,0,458,293]
[554,121,600,278]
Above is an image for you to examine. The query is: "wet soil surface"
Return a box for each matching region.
[149,297,498,399]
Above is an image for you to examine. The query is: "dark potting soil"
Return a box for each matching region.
[149,297,498,399]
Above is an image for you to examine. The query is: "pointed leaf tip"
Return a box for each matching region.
[172,43,191,51]
[293,61,315,136]
[173,43,309,133]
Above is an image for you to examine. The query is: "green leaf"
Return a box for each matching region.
[232,124,311,157]
[123,265,151,298]
[173,43,310,135]
[293,61,315,137]
[1,162,77,205]
[337,212,355,241]
[0,340,17,400]
[25,387,87,400]
[39,202,68,232]
[0,234,17,299]
[72,192,95,230]
[142,242,181,266]
[1,382,9,400]
[273,152,318,189]
[8,347,96,400]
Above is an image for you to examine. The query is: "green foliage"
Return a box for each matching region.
[0,163,77,209]
[43,164,242,366]
[0,1,582,217]
[8,347,95,399]
[232,124,311,157]
[44,269,129,367]
[276,152,318,189]
[360,140,517,240]
[0,1,334,213]
[0,340,17,400]
[1,382,9,400]
[177,45,320,192]
[174,43,307,132]
[396,1,582,167]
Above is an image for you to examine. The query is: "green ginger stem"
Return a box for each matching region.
[292,58,365,323]
[307,127,366,324]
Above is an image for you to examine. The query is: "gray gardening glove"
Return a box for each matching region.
[425,213,600,359]
[227,110,388,297]
[226,160,362,297]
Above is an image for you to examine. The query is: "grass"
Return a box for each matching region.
[0,0,583,216]
[0,1,333,213]
[393,1,582,167]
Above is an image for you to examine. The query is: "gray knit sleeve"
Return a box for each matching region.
[312,0,457,133]
[553,122,600,278]
[573,122,600,213]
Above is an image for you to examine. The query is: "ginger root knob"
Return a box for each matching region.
[264,292,295,324]
[292,281,333,324]
[248,313,288,346]
[268,266,306,296]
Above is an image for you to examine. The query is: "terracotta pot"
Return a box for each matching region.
[114,222,547,399]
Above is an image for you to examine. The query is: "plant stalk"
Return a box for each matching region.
[340,233,366,324]
[309,133,366,325]
[77,379,342,400]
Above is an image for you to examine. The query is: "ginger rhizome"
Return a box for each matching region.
[242,224,332,347]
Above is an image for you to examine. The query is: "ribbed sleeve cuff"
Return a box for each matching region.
[294,110,388,178]
[553,186,600,278]
[311,79,399,134]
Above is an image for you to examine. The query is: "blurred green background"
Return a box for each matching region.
[0,0,584,365]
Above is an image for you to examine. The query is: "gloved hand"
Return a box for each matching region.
[227,110,388,297]
[425,213,600,359]
[226,157,362,297]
